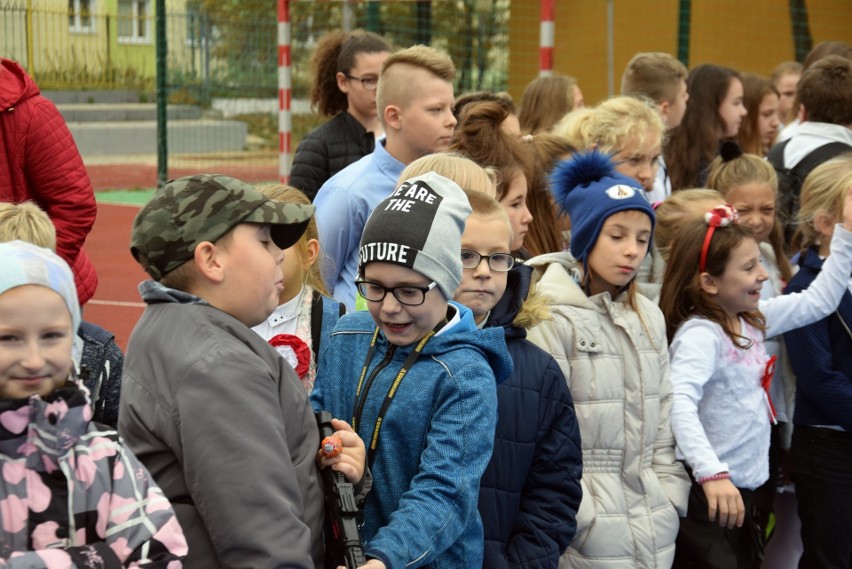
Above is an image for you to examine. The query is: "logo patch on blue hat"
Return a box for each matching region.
[606,184,638,200]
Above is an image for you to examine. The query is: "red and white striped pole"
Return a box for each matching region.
[539,0,554,77]
[277,0,291,183]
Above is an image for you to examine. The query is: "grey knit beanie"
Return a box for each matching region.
[0,240,81,334]
[359,172,472,299]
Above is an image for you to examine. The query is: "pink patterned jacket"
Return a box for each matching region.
[0,383,188,568]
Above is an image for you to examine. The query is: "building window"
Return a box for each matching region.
[118,0,150,43]
[68,0,94,33]
[185,5,209,48]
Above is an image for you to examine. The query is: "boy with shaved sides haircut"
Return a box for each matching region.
[621,52,689,203]
[314,45,458,310]
[121,174,367,569]
[454,191,582,568]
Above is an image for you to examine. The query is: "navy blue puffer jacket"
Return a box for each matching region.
[479,265,583,568]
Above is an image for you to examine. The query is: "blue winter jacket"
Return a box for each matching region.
[784,247,852,431]
[311,303,512,569]
[480,265,583,569]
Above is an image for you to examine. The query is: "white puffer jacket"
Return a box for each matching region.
[526,253,690,569]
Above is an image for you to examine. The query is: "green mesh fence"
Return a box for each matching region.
[161,0,517,181]
[1,0,850,190]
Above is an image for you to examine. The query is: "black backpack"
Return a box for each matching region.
[768,138,852,243]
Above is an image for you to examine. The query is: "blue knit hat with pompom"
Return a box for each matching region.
[550,150,655,264]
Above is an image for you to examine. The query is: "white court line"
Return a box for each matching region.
[88,299,146,308]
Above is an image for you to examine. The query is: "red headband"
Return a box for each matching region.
[699,204,738,273]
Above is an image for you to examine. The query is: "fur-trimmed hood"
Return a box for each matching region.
[486,264,553,336]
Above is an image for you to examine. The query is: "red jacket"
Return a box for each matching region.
[0,58,98,304]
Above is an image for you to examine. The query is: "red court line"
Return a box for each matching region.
[84,202,148,351]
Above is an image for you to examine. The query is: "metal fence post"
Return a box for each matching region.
[539,0,553,77]
[677,0,690,67]
[26,0,34,75]
[415,1,431,45]
[106,15,112,84]
[789,0,813,62]
[343,0,355,32]
[278,0,291,183]
[203,13,211,106]
[366,0,380,33]
[156,0,168,188]
[606,0,613,97]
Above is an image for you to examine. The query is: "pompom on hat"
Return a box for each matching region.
[0,240,81,334]
[550,150,655,264]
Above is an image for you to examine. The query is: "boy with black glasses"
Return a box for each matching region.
[453,190,582,568]
[311,173,511,569]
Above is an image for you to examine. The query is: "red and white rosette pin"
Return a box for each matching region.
[268,334,311,378]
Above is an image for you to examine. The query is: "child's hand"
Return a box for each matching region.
[702,478,745,529]
[317,418,366,484]
[337,561,386,569]
[843,183,852,232]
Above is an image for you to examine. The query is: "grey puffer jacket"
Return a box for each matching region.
[525,253,690,569]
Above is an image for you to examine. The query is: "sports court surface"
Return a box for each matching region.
[84,161,279,350]
[85,199,152,352]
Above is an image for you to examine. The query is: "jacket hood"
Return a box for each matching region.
[525,252,596,310]
[0,58,39,111]
[487,265,552,338]
[421,301,513,384]
[0,381,92,468]
[139,279,209,306]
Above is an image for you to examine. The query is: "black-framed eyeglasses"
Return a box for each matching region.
[460,249,515,272]
[344,73,379,91]
[356,280,437,306]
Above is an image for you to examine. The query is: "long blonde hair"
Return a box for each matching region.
[257,185,329,296]
[792,154,852,253]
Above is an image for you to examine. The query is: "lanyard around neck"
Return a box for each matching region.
[352,323,443,468]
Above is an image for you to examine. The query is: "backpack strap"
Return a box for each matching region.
[310,289,324,360]
[310,290,346,360]
[791,141,852,179]
[769,139,851,244]
[766,139,789,170]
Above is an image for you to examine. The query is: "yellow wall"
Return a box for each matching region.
[509,0,852,106]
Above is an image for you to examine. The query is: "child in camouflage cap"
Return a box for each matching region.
[121,174,367,569]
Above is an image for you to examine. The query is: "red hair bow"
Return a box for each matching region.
[700,204,739,272]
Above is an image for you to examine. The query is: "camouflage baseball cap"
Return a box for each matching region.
[130,174,314,280]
